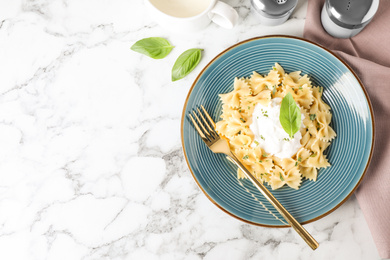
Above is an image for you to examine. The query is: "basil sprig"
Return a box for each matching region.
[172,48,203,81]
[131,37,174,59]
[279,92,301,138]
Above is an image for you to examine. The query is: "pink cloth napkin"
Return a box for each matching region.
[304,0,390,258]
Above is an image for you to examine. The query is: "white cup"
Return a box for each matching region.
[145,0,239,32]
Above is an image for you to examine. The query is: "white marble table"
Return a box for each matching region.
[0,0,382,259]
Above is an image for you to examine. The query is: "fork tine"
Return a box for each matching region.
[192,111,213,141]
[197,108,219,141]
[196,108,214,134]
[188,114,208,143]
[201,105,216,129]
[200,106,219,138]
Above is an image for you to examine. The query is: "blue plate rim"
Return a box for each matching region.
[180,35,375,227]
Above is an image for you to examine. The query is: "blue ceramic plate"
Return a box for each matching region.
[181,36,374,227]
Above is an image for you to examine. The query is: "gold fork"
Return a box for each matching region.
[189,105,319,250]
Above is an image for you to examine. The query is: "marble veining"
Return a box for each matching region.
[0,0,381,259]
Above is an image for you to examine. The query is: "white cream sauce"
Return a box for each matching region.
[249,98,305,159]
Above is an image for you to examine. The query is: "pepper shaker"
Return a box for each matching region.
[251,0,298,26]
[321,0,379,38]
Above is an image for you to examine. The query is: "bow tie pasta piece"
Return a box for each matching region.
[299,166,318,181]
[316,111,337,142]
[310,86,331,113]
[283,70,312,89]
[283,83,314,109]
[229,134,253,150]
[240,89,271,117]
[250,70,280,95]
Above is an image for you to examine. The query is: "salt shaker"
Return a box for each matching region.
[250,0,298,26]
[321,0,379,38]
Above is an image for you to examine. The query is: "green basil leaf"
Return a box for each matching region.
[172,48,203,81]
[279,92,301,138]
[131,37,174,59]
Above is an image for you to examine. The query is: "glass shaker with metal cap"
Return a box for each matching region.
[321,0,379,38]
[250,0,298,26]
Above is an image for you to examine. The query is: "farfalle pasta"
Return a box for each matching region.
[215,63,336,190]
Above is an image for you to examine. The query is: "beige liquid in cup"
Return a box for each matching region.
[149,0,212,18]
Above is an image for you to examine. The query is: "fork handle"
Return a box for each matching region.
[228,153,319,250]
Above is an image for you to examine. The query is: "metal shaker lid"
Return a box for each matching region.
[251,0,298,18]
[325,0,379,29]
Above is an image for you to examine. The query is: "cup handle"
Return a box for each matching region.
[209,1,239,29]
